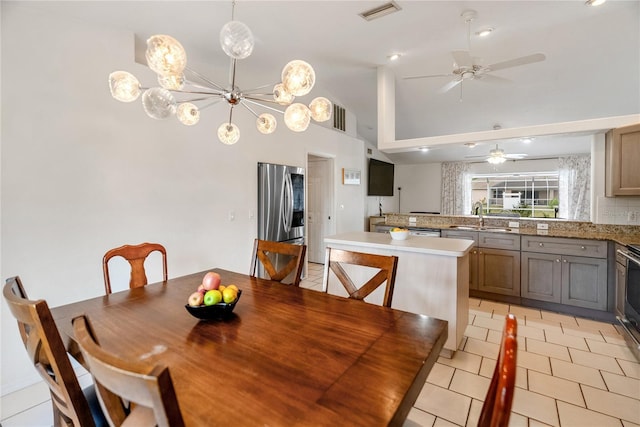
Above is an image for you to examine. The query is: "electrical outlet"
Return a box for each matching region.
[628,211,638,222]
[537,223,548,230]
[409,216,417,223]
[537,229,549,235]
[228,210,235,221]
[508,221,520,228]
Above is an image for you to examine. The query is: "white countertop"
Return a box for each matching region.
[324,232,474,257]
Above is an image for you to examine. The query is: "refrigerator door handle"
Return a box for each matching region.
[283,173,293,233]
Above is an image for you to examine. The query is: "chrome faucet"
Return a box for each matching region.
[472,201,484,227]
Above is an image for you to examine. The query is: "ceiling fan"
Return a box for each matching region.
[466,144,528,164]
[403,10,546,95]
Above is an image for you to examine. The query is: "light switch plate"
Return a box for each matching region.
[409,216,417,223]
[508,221,520,228]
[537,223,548,230]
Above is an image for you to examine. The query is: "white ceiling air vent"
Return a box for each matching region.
[359,1,402,21]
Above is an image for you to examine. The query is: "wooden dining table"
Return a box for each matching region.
[51,268,448,426]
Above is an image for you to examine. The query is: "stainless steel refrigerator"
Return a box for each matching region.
[257,162,305,281]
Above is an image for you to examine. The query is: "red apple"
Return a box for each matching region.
[202,272,221,291]
[187,291,204,307]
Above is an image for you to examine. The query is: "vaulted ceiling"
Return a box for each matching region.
[18,1,640,163]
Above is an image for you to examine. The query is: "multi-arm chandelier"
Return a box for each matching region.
[107,2,332,145]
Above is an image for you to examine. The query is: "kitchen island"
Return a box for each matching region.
[324,231,474,356]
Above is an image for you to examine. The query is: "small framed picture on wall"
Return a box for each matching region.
[342,168,361,185]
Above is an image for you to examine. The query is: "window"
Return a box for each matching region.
[471,172,559,218]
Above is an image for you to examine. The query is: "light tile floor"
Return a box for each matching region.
[2,262,639,427]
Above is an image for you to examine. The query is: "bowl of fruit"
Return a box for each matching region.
[185,272,242,320]
[389,227,409,240]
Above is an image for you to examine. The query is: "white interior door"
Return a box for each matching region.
[307,155,333,264]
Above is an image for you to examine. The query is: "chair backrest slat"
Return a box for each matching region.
[3,277,97,427]
[250,239,306,286]
[323,248,398,307]
[72,315,185,427]
[103,242,167,294]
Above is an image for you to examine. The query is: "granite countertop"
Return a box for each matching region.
[383,213,640,246]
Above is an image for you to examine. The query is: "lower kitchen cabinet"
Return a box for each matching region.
[478,248,521,296]
[521,236,609,311]
[521,252,562,303]
[561,255,608,311]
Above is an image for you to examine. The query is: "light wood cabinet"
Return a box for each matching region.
[478,248,521,296]
[521,236,608,311]
[606,123,640,196]
[443,230,520,295]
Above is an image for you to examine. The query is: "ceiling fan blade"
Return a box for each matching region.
[451,50,473,68]
[475,73,512,84]
[505,154,528,159]
[437,78,463,93]
[487,53,546,72]
[402,73,453,80]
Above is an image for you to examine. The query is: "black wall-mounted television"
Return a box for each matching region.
[367,158,394,196]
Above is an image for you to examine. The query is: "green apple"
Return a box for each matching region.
[203,290,222,306]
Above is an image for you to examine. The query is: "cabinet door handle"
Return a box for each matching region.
[472,250,477,254]
[556,259,561,262]
[539,243,544,247]
[563,259,568,263]
[581,246,586,250]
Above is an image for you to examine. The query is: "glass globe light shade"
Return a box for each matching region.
[281,60,315,96]
[256,113,277,134]
[146,35,187,76]
[141,87,177,120]
[108,71,141,102]
[284,103,311,132]
[158,73,185,90]
[309,97,332,122]
[176,103,200,126]
[273,83,294,105]
[219,21,254,60]
[487,156,507,165]
[218,123,240,145]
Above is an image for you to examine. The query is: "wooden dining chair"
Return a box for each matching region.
[3,276,107,427]
[250,239,307,286]
[323,248,398,307]
[102,242,167,294]
[478,313,518,427]
[72,314,185,427]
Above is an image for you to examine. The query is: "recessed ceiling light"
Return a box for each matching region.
[419,146,429,152]
[585,0,606,6]
[476,28,493,37]
[465,142,477,148]
[520,137,534,144]
[388,53,401,61]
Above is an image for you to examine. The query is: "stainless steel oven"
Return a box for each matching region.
[616,244,640,361]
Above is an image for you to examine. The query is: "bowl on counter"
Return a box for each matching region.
[185,290,242,320]
[389,229,409,240]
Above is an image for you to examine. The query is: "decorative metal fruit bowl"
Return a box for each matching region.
[185,290,242,320]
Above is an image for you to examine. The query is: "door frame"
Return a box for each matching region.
[306,152,336,265]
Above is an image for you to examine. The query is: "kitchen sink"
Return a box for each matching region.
[448,225,513,233]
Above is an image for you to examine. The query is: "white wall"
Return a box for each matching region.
[395,163,442,213]
[0,4,366,396]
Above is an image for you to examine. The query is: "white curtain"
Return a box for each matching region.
[441,162,471,215]
[558,154,591,221]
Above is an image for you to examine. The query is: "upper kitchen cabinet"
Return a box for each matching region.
[606,123,640,196]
